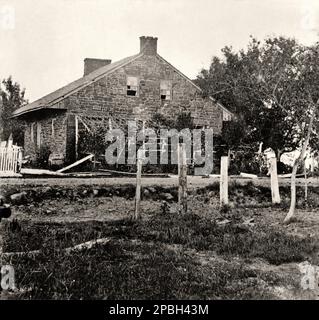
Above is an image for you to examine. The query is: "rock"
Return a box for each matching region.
[161,201,178,214]
[93,189,99,196]
[148,187,156,193]
[168,203,178,214]
[208,191,215,198]
[161,201,169,214]
[143,189,150,197]
[42,187,52,194]
[82,190,88,196]
[10,192,27,204]
[161,193,174,201]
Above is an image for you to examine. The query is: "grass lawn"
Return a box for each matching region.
[1,182,318,299]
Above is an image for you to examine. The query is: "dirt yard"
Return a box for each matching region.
[0,178,318,299]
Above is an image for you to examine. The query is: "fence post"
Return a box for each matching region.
[134,149,143,219]
[220,156,229,206]
[75,115,79,160]
[18,148,23,173]
[178,143,187,214]
[0,224,3,254]
[269,157,281,204]
[304,168,308,203]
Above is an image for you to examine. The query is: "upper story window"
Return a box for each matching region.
[127,76,139,96]
[160,80,172,100]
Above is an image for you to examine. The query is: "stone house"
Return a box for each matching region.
[12,36,233,165]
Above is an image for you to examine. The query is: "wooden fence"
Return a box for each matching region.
[0,144,23,173]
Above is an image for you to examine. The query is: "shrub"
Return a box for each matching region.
[34,145,51,169]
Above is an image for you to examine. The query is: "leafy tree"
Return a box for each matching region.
[196,36,319,222]
[0,76,27,145]
[196,36,301,156]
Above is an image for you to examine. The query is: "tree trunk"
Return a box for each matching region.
[284,159,299,223]
[284,112,315,224]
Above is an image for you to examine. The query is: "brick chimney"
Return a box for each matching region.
[140,36,158,55]
[84,58,112,76]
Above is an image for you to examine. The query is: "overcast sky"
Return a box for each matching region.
[0,0,318,102]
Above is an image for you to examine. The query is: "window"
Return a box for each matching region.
[30,122,35,143]
[30,122,41,147]
[127,76,139,96]
[36,122,41,148]
[160,80,172,100]
[51,118,56,138]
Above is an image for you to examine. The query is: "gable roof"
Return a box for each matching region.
[12,53,142,117]
[13,52,233,117]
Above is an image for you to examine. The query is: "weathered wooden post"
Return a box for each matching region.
[0,222,3,254]
[134,149,143,219]
[0,219,7,255]
[220,156,229,206]
[178,143,187,214]
[75,115,79,160]
[0,202,11,254]
[269,157,281,204]
[304,168,308,203]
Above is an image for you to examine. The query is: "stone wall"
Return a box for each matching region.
[23,110,67,162]
[23,53,226,163]
[66,54,224,131]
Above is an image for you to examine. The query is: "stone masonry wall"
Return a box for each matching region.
[23,54,225,164]
[66,54,224,132]
[23,111,67,162]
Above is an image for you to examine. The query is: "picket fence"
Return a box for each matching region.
[0,144,22,173]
